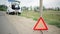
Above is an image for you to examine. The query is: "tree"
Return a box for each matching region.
[34,6,40,12]
[55,7,60,11]
[34,6,46,12]
[43,6,46,10]
[21,6,29,11]
[0,5,7,11]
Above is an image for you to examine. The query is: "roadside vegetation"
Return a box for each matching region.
[0,5,7,11]
[21,6,60,28]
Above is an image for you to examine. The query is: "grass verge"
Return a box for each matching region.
[21,10,60,28]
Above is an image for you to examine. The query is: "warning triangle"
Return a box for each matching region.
[33,17,48,30]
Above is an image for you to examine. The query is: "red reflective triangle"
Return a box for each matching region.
[33,17,48,30]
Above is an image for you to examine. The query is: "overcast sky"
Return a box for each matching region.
[0,0,60,8]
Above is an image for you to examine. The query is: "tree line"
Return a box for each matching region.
[0,5,60,11]
[21,6,60,12]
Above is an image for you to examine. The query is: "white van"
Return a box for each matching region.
[6,1,21,15]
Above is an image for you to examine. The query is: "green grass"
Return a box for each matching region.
[21,10,60,28]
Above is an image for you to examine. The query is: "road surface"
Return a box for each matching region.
[0,11,18,34]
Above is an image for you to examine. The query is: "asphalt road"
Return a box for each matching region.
[0,11,18,34]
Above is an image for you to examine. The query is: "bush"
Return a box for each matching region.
[0,5,7,11]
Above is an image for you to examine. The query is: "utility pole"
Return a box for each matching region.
[40,0,43,17]
[40,0,43,34]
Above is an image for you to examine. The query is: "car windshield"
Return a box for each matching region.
[11,4,20,10]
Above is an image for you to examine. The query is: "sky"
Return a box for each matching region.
[0,0,60,8]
